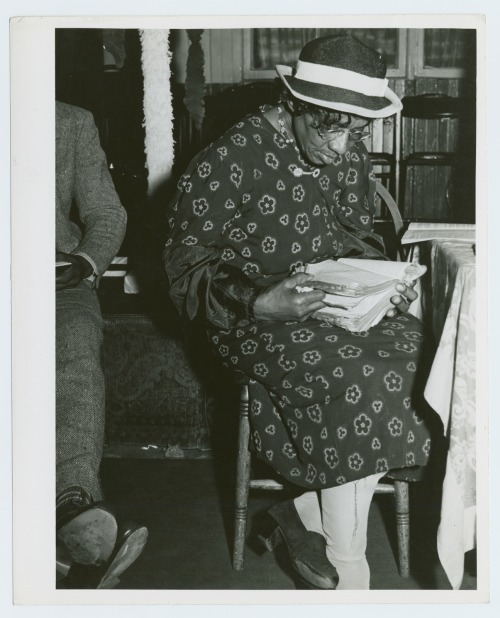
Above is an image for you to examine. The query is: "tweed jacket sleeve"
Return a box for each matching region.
[56,102,127,275]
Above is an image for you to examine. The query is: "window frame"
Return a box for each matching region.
[408,29,467,79]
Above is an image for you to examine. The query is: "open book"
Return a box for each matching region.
[298,258,427,333]
[401,222,475,244]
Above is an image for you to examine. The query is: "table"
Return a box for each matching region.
[418,240,476,590]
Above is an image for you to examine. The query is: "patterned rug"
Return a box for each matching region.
[102,314,210,455]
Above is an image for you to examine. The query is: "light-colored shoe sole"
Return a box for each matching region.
[57,507,118,565]
[98,526,148,589]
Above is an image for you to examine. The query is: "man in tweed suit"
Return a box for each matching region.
[56,101,147,588]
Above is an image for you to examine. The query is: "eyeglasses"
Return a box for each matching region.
[316,127,371,143]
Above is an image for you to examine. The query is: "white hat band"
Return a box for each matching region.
[294,60,388,97]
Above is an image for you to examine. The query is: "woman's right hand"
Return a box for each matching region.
[253,273,327,322]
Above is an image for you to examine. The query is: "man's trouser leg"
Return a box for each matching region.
[56,281,105,502]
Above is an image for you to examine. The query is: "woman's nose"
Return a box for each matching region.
[327,132,349,155]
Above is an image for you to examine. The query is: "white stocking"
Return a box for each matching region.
[293,491,324,536]
[321,472,385,590]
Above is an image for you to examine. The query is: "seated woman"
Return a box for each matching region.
[164,34,434,590]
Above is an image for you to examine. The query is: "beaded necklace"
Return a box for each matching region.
[277,105,300,152]
[276,105,320,178]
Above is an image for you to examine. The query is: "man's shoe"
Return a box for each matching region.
[259,500,338,590]
[61,522,148,589]
[57,501,118,566]
[97,522,148,588]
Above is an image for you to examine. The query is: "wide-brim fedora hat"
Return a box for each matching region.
[276,34,402,118]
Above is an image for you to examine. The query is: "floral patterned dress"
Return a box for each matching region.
[164,110,433,489]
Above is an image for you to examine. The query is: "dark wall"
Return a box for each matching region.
[56,28,148,213]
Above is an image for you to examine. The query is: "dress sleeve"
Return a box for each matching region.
[164,143,261,329]
[336,145,387,260]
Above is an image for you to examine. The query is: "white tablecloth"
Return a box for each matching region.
[420,240,476,590]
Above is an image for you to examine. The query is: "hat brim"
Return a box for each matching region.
[276,65,402,119]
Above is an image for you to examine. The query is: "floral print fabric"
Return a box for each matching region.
[164,110,432,489]
[213,314,431,488]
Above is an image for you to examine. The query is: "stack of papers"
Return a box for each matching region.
[299,258,427,333]
[401,222,475,244]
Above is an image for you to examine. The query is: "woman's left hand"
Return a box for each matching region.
[385,282,418,318]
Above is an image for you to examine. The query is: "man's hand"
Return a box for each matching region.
[253,272,327,322]
[385,282,418,318]
[56,252,94,291]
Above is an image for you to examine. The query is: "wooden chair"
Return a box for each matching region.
[398,94,463,218]
[375,181,403,239]
[232,182,418,579]
[368,116,400,200]
[233,381,419,578]
[375,180,406,262]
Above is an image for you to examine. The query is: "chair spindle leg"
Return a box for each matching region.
[233,384,251,571]
[394,480,410,578]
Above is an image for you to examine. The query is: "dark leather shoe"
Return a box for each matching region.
[61,522,148,589]
[260,500,338,590]
[57,501,118,566]
[97,522,148,589]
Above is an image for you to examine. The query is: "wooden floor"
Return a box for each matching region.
[93,456,478,592]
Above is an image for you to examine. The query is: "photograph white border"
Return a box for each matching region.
[4,1,497,615]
